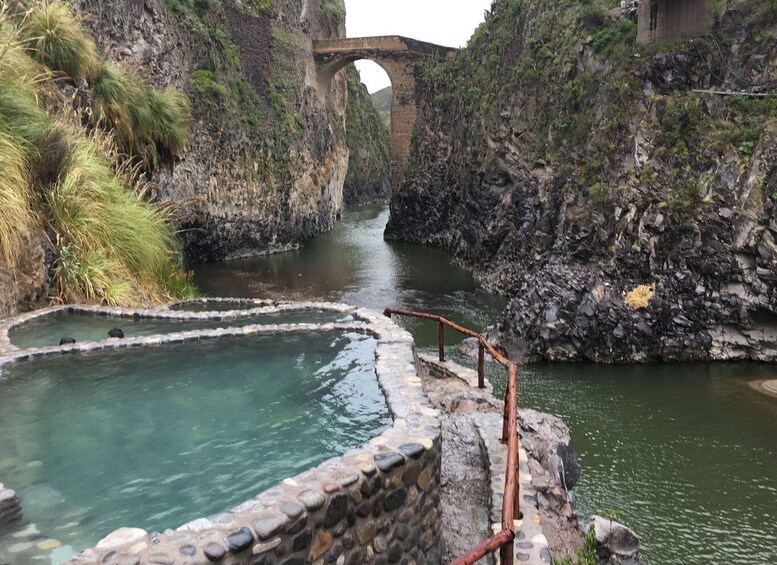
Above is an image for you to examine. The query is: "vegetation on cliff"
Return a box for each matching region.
[66,0,362,265]
[0,1,194,306]
[388,0,777,362]
[370,85,392,128]
[343,65,391,204]
[417,0,777,218]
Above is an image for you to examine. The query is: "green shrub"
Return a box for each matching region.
[507,0,524,17]
[729,93,750,111]
[91,63,152,148]
[19,1,99,80]
[146,88,192,156]
[592,26,619,53]
[193,0,212,17]
[92,62,191,159]
[190,69,228,109]
[588,182,608,202]
[91,61,134,128]
[580,4,607,30]
[738,141,755,155]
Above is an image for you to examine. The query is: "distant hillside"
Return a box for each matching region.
[370,86,392,128]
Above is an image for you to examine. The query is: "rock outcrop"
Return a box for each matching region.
[590,515,642,563]
[386,0,777,362]
[70,0,358,263]
[0,238,49,320]
[519,409,584,558]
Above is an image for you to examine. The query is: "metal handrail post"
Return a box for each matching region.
[477,342,485,388]
[438,320,445,362]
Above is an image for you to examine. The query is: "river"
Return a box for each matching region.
[194,204,777,564]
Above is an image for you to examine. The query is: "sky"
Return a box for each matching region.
[344,0,493,93]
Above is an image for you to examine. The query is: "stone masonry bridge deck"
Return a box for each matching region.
[313,36,455,190]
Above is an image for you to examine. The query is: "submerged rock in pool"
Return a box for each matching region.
[0,484,23,533]
[95,527,148,550]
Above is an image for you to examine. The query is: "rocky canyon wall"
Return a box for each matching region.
[386,0,777,362]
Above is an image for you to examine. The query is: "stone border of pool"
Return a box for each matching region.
[0,300,352,356]
[0,302,443,564]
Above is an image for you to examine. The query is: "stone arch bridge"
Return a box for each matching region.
[313,36,455,190]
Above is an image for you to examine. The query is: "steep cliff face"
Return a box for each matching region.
[343,65,391,205]
[72,0,354,262]
[386,0,777,362]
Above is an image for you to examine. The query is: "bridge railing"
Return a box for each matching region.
[383,308,521,565]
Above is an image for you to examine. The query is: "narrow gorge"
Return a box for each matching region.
[1,1,777,564]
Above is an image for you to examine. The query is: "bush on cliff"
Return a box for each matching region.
[91,61,192,163]
[18,0,100,80]
[0,2,194,305]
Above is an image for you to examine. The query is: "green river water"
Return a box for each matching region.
[194,205,777,564]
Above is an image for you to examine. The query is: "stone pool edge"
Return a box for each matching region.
[0,303,443,564]
[0,300,351,358]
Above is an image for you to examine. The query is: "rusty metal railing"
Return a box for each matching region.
[383,308,522,565]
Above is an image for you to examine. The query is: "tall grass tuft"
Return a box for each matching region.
[0,128,36,268]
[146,87,191,156]
[91,61,191,159]
[46,129,192,304]
[19,1,99,80]
[0,5,195,304]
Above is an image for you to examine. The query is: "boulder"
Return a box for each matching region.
[590,515,640,559]
[0,484,23,533]
[519,409,581,490]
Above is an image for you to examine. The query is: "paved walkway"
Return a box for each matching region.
[420,355,550,565]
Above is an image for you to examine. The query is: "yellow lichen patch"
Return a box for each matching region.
[625,283,656,309]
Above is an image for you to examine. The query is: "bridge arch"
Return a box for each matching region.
[313,36,454,191]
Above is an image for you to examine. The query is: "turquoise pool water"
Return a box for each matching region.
[8,310,353,350]
[0,330,388,563]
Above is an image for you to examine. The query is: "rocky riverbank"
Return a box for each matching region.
[386,0,777,363]
[420,353,643,563]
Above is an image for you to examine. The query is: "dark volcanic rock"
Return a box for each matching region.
[591,515,641,560]
[385,0,777,363]
[374,452,405,472]
[226,527,254,553]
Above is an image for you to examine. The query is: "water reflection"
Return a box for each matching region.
[194,205,508,348]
